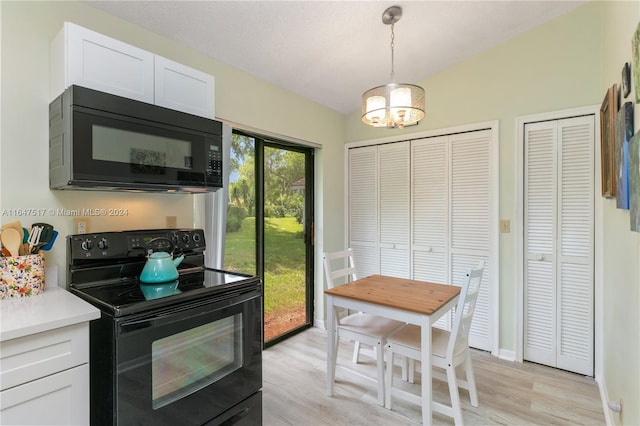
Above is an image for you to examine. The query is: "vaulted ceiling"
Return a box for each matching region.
[88,1,585,114]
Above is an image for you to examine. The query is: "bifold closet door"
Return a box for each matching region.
[348,146,378,278]
[411,131,492,349]
[378,142,410,278]
[412,136,449,329]
[524,116,594,376]
[449,131,491,351]
[348,129,494,351]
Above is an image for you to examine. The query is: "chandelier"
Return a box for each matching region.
[361,6,425,128]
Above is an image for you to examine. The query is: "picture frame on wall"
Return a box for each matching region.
[615,101,633,209]
[622,62,631,98]
[600,84,617,198]
[633,21,640,103]
[629,130,640,232]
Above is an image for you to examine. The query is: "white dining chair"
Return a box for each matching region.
[323,249,404,406]
[384,262,485,425]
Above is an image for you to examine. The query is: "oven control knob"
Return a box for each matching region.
[181,234,190,243]
[81,239,93,250]
[98,238,109,250]
[192,233,201,243]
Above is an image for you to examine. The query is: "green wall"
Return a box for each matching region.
[345,1,639,424]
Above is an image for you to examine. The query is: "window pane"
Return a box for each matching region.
[224,134,256,275]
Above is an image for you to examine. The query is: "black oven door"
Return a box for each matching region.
[112,287,261,426]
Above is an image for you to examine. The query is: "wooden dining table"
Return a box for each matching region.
[325,274,461,425]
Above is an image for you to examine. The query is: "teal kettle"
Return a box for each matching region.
[139,251,185,283]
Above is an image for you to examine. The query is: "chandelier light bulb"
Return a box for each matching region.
[361,6,425,128]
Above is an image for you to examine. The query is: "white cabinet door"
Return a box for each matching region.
[378,142,410,278]
[50,22,154,103]
[524,116,594,376]
[0,364,89,425]
[155,56,216,118]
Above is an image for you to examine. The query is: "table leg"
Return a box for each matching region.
[421,316,432,425]
[327,295,336,396]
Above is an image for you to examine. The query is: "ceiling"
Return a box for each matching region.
[87,0,585,114]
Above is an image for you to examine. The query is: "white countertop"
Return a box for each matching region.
[0,286,100,342]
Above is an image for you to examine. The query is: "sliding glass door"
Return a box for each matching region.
[224,131,314,346]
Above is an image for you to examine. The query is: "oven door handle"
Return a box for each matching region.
[120,288,260,331]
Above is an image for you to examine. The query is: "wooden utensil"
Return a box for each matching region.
[3,220,24,245]
[1,228,22,256]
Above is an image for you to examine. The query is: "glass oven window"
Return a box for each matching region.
[92,125,194,170]
[151,313,243,409]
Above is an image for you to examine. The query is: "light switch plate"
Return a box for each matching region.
[500,219,510,233]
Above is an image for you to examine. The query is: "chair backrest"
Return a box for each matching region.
[323,249,358,289]
[447,262,485,358]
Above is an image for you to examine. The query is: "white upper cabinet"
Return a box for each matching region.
[50,22,215,118]
[155,56,215,118]
[50,22,154,103]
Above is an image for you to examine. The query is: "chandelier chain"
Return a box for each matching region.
[390,23,396,82]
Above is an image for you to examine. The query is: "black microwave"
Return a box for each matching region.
[49,85,223,192]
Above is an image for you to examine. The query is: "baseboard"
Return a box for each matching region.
[314,319,326,330]
[597,376,615,425]
[497,348,516,362]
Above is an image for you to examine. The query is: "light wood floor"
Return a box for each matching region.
[262,327,605,425]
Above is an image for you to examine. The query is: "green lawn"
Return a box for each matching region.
[224,216,305,314]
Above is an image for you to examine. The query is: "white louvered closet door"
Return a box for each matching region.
[349,146,378,278]
[450,131,492,351]
[412,136,449,329]
[524,116,594,376]
[378,142,410,277]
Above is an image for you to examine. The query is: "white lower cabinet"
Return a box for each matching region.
[0,323,90,425]
[0,365,89,425]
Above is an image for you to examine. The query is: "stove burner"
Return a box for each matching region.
[139,281,181,300]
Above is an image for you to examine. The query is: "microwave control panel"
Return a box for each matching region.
[206,139,223,186]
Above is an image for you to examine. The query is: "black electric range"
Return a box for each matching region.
[67,229,263,426]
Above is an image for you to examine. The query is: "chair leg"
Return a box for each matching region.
[332,330,339,375]
[385,345,393,409]
[446,364,463,426]
[352,340,361,363]
[375,340,384,406]
[401,356,407,381]
[465,352,479,407]
[408,358,415,384]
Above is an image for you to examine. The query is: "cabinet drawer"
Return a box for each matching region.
[0,322,88,390]
[0,364,89,425]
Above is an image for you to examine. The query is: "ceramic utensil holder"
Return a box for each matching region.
[1,253,45,299]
